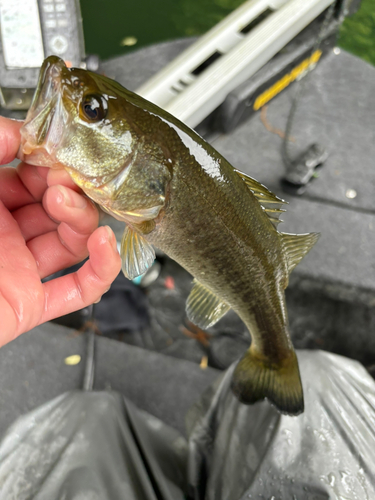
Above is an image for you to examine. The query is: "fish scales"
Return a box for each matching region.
[18,56,320,415]
[144,120,291,357]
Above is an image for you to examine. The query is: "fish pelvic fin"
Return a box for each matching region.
[186,279,230,329]
[121,225,155,280]
[280,232,320,275]
[231,347,304,416]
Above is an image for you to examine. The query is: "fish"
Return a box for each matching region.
[18,56,319,415]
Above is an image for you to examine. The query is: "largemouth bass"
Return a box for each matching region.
[18,56,319,415]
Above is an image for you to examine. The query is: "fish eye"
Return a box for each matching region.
[81,94,108,121]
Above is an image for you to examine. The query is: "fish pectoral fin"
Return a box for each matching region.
[280,232,320,275]
[231,348,304,416]
[186,280,230,329]
[120,225,155,280]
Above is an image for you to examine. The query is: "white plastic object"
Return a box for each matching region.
[137,0,335,128]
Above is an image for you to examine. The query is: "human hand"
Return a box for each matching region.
[0,116,121,347]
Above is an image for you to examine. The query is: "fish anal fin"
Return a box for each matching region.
[231,348,304,416]
[121,225,155,280]
[280,232,320,275]
[186,280,230,329]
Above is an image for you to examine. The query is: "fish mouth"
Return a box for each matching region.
[17,56,68,167]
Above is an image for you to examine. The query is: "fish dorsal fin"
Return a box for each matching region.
[234,169,287,228]
[234,169,287,205]
[186,280,230,329]
[280,232,320,275]
[261,207,286,228]
[121,225,155,279]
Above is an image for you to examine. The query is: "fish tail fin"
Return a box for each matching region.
[231,347,304,415]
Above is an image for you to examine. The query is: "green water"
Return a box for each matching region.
[337,0,375,66]
[80,0,375,66]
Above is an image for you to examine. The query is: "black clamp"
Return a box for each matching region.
[281,144,328,195]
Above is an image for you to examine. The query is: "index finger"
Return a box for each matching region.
[0,116,23,165]
[47,168,82,192]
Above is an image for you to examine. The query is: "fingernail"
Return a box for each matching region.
[57,185,87,209]
[105,226,117,251]
[94,296,102,304]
